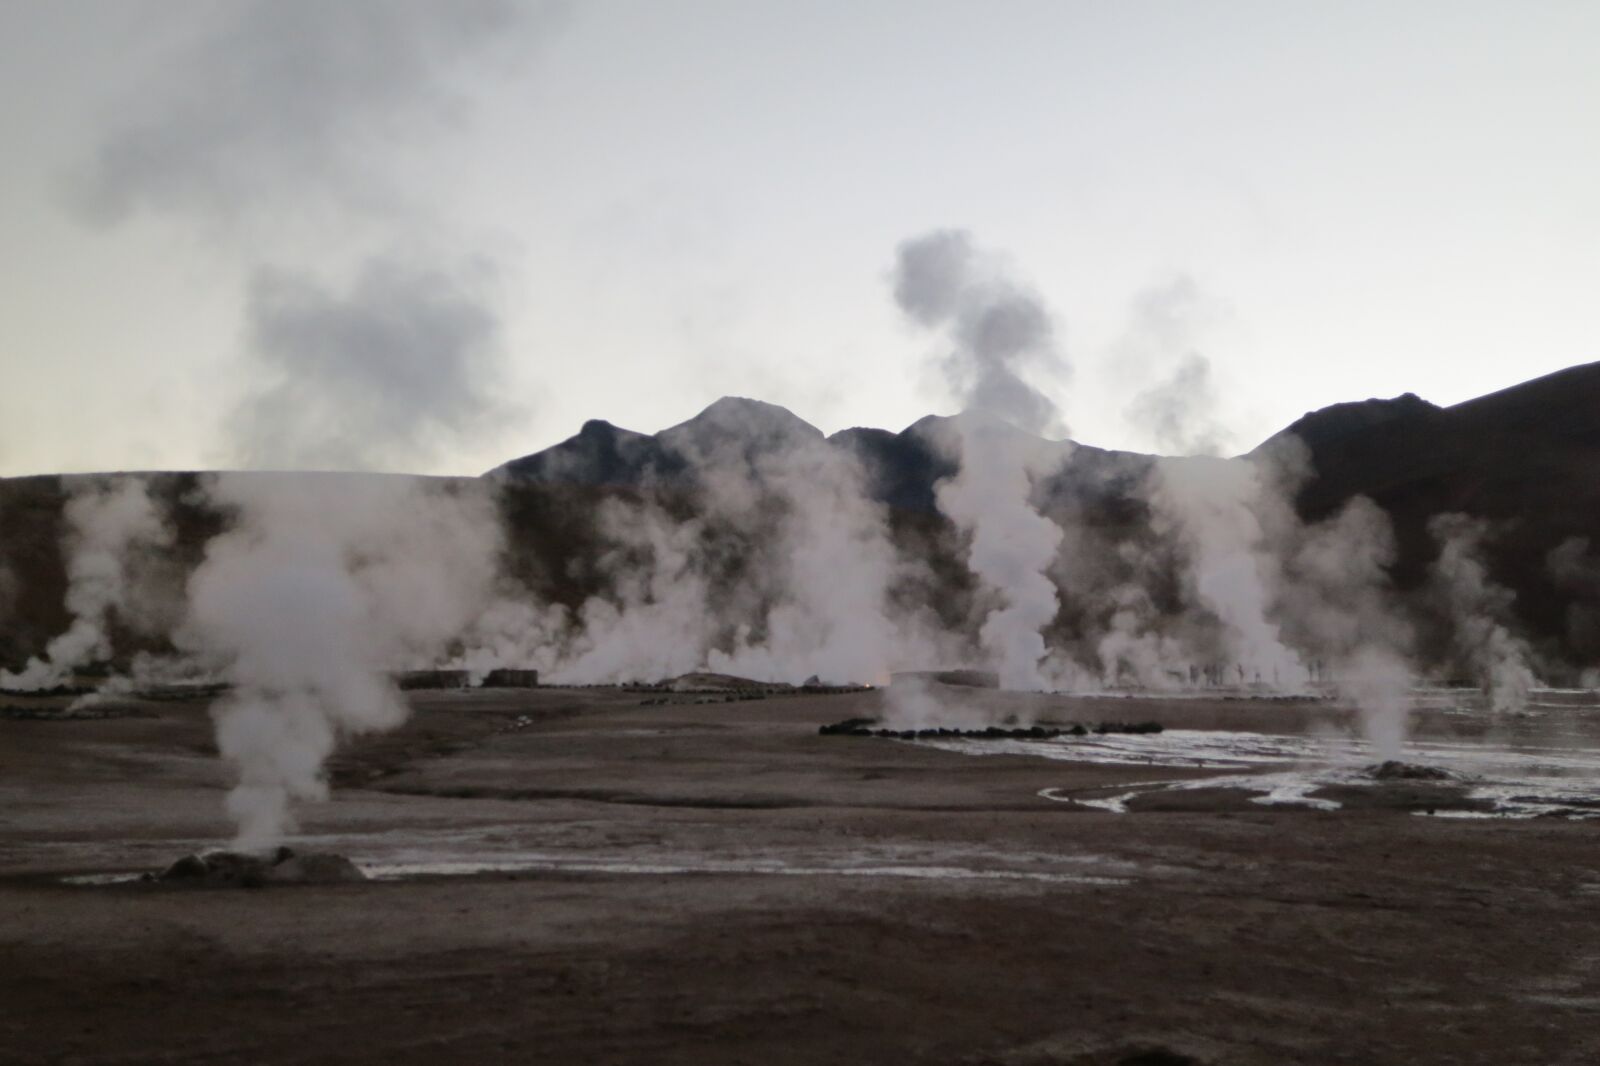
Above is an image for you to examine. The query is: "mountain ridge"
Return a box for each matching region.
[5,362,1600,674]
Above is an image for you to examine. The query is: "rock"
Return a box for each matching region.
[1367,760,1453,781]
[158,854,210,881]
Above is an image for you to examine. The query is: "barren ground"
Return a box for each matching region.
[4,685,1600,1065]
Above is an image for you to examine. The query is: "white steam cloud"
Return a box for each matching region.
[1111,435,1419,754]
[67,0,542,229]
[1143,453,1308,689]
[698,409,905,686]
[1277,493,1418,757]
[1119,275,1233,457]
[236,255,517,471]
[893,230,1067,690]
[559,496,714,683]
[66,0,553,474]
[523,400,915,686]
[177,473,503,849]
[1,478,171,690]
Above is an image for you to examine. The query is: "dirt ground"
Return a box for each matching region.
[4,685,1600,1065]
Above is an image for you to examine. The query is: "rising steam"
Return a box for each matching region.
[1142,452,1308,689]
[1118,275,1233,457]
[1429,513,1537,714]
[509,399,914,687]
[893,230,1067,690]
[0,478,171,690]
[177,473,502,849]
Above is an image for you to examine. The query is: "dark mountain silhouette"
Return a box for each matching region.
[495,402,1151,517]
[1262,362,1600,661]
[493,418,683,487]
[490,397,824,488]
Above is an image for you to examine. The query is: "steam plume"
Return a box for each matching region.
[893,230,1067,689]
[177,473,502,849]
[0,478,171,690]
[1121,435,1419,752]
[1276,493,1417,757]
[1142,452,1307,688]
[539,400,910,686]
[1120,276,1233,457]
[559,496,715,682]
[700,418,904,685]
[1429,513,1536,713]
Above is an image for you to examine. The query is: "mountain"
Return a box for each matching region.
[1260,361,1600,656]
[494,400,1153,517]
[492,418,683,487]
[489,397,824,488]
[486,364,1600,667]
[1260,364,1600,525]
[5,363,1600,674]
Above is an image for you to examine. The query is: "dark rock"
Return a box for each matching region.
[394,670,470,691]
[1368,760,1453,781]
[159,854,210,881]
[817,717,877,736]
[1094,721,1164,735]
[482,668,539,688]
[156,847,367,887]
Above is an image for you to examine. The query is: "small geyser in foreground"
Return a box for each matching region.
[158,847,367,887]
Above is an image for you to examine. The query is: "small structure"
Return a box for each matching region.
[890,669,1000,689]
[394,670,470,690]
[667,672,776,693]
[482,668,540,688]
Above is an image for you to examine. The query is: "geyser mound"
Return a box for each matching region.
[1365,760,1455,782]
[158,846,366,887]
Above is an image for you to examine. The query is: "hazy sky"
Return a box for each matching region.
[1,0,1596,476]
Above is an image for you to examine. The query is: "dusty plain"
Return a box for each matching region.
[4,685,1600,1065]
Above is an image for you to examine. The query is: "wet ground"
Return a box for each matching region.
[4,684,1600,1064]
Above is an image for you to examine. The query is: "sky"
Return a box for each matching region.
[1,0,1596,477]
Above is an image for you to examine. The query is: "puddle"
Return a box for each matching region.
[358,840,1138,886]
[1249,774,1342,811]
[363,856,1128,885]
[941,729,1600,818]
[59,841,1138,889]
[1069,791,1137,814]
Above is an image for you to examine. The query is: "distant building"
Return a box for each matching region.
[394,670,470,690]
[890,669,999,689]
[482,668,540,688]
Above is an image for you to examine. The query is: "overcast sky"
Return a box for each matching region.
[1,0,1596,477]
